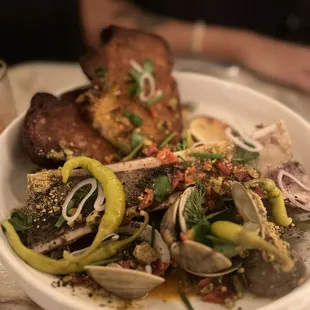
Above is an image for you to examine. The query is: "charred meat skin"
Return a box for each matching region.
[78,25,183,153]
[22,92,117,168]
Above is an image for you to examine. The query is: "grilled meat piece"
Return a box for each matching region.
[78,25,183,153]
[22,92,117,168]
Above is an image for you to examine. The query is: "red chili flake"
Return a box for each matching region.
[201,292,226,304]
[217,162,232,176]
[139,188,154,210]
[152,261,170,276]
[149,106,159,119]
[157,148,178,164]
[104,154,116,164]
[198,278,212,287]
[185,166,197,185]
[171,170,184,191]
[234,168,250,182]
[118,260,132,269]
[142,144,159,157]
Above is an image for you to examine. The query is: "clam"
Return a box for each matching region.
[85,222,170,300]
[160,187,235,277]
[231,182,266,238]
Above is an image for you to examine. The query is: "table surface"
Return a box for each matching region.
[1,59,310,310]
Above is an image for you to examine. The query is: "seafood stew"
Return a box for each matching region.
[2,25,310,309]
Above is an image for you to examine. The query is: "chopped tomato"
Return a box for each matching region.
[139,188,154,209]
[170,170,184,191]
[142,144,159,157]
[149,106,159,119]
[198,278,212,287]
[217,162,232,176]
[185,166,197,185]
[157,148,178,164]
[201,293,226,304]
[234,169,250,182]
[152,261,170,276]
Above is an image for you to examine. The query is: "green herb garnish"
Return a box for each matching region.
[8,211,33,232]
[179,290,195,310]
[152,175,171,202]
[233,146,259,164]
[95,66,107,77]
[147,93,163,106]
[131,131,146,148]
[143,59,155,74]
[177,155,192,167]
[55,200,75,229]
[191,152,224,160]
[176,137,188,151]
[159,131,177,149]
[121,141,145,162]
[124,111,143,126]
[91,257,121,266]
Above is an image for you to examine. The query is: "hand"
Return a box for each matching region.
[241,33,310,92]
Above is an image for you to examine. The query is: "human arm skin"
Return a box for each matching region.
[80,0,310,91]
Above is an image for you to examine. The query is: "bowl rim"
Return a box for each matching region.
[0,71,309,310]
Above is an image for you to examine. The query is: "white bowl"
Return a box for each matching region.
[0,72,310,310]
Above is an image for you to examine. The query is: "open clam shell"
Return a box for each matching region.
[85,222,170,300]
[170,240,232,275]
[178,187,196,233]
[85,266,165,300]
[231,182,265,238]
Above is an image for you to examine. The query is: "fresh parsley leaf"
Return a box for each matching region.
[152,175,171,202]
[233,146,259,164]
[143,59,155,74]
[124,111,143,126]
[95,66,107,77]
[131,131,146,148]
[8,211,33,232]
[129,83,140,98]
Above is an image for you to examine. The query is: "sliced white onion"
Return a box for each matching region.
[139,72,156,101]
[277,169,310,211]
[130,59,143,73]
[225,127,263,152]
[94,183,105,212]
[145,265,152,274]
[62,178,97,223]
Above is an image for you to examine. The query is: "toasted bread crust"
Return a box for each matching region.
[22,92,117,168]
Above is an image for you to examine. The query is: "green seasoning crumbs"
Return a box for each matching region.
[147,93,163,106]
[191,152,224,160]
[8,211,33,232]
[131,131,146,148]
[95,66,107,77]
[55,200,75,229]
[159,131,177,149]
[179,291,195,310]
[124,111,143,126]
[152,175,171,202]
[91,257,121,266]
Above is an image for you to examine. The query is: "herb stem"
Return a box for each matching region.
[121,141,145,162]
[159,131,177,149]
[191,152,224,160]
[91,257,121,266]
[179,290,195,310]
[55,200,74,229]
[147,93,163,106]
